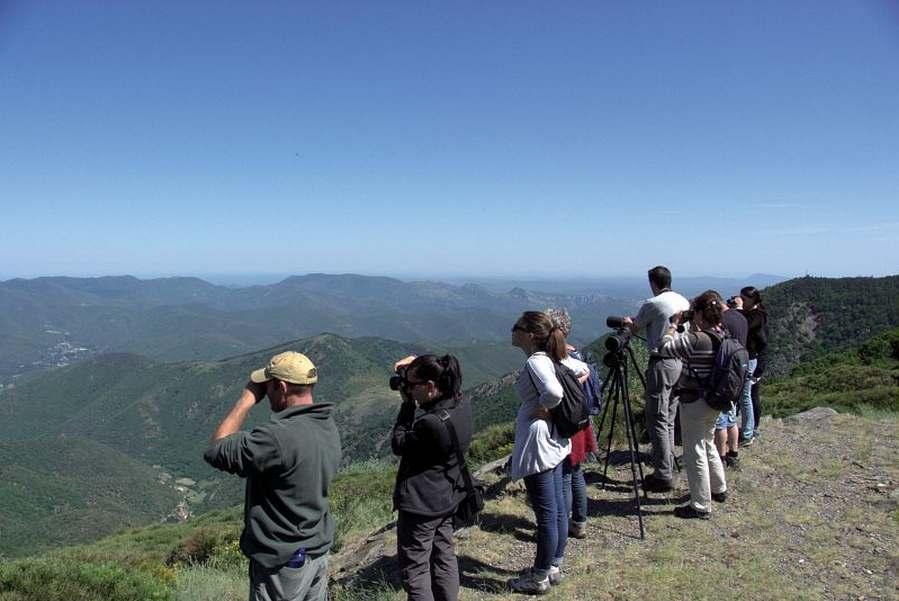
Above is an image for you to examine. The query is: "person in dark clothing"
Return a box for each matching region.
[735,286,769,442]
[391,353,472,601]
[712,291,748,467]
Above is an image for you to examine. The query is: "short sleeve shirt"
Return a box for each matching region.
[634,290,691,352]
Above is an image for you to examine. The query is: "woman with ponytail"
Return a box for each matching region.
[391,353,471,601]
[657,291,729,519]
[734,286,769,442]
[545,307,597,540]
[508,311,588,594]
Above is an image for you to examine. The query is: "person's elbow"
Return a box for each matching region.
[540,385,564,409]
[390,432,407,457]
[203,444,224,471]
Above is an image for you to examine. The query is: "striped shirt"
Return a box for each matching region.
[657,327,721,402]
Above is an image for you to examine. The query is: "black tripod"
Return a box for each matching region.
[594,341,648,539]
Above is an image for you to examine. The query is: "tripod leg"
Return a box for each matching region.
[620,383,646,539]
[622,383,648,500]
[601,372,621,490]
[594,370,615,450]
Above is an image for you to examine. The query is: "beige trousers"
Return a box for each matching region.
[679,399,727,512]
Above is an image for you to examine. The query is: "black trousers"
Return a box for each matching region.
[396,510,458,601]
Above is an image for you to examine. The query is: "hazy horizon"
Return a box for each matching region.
[0,269,878,289]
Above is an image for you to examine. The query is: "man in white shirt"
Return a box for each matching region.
[623,266,690,491]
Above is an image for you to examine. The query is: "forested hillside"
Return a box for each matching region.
[765,325,899,416]
[2,325,896,599]
[764,275,899,376]
[0,437,181,558]
[0,332,525,557]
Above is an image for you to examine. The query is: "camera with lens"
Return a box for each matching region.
[604,316,633,353]
[669,309,694,333]
[389,366,408,391]
[726,296,738,309]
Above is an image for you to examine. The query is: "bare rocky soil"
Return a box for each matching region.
[333,409,899,601]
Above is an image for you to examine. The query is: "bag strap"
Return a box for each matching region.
[524,360,559,436]
[438,410,476,495]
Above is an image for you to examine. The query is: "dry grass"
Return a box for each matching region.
[333,411,899,601]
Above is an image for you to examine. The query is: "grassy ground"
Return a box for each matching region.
[333,411,899,601]
[2,411,896,601]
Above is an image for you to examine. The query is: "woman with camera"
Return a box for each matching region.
[508,311,589,594]
[391,354,472,601]
[734,286,769,443]
[657,291,728,519]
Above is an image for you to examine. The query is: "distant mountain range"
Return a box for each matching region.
[0,273,642,381]
[3,271,895,559]
[0,272,789,382]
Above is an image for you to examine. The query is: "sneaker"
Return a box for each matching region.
[643,474,675,492]
[724,454,740,469]
[548,565,562,585]
[740,436,754,447]
[509,568,551,595]
[568,520,587,539]
[711,491,728,503]
[673,504,711,520]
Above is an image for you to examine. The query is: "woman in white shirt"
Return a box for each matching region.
[508,311,588,594]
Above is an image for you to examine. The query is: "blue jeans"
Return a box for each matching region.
[561,457,587,524]
[739,358,757,440]
[523,462,568,571]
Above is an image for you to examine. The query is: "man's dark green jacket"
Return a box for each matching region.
[204,402,342,568]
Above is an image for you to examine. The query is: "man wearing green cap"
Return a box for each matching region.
[204,351,342,601]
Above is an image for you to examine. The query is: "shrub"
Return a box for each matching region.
[0,559,170,601]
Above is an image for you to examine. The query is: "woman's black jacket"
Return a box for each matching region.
[740,308,770,376]
[391,395,472,516]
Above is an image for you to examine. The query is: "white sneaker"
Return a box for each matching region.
[548,564,562,585]
[509,568,551,595]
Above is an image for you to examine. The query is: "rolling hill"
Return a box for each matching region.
[0,436,182,558]
[763,275,899,376]
[0,274,637,381]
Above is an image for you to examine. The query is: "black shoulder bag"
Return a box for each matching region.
[439,410,485,529]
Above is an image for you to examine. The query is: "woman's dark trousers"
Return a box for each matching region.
[397,510,459,601]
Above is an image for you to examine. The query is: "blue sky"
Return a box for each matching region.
[1,1,897,280]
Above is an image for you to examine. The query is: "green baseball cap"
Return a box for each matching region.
[250,351,318,385]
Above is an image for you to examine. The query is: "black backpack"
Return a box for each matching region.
[527,360,590,438]
[689,330,749,411]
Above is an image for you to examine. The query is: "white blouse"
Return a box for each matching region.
[509,352,588,480]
